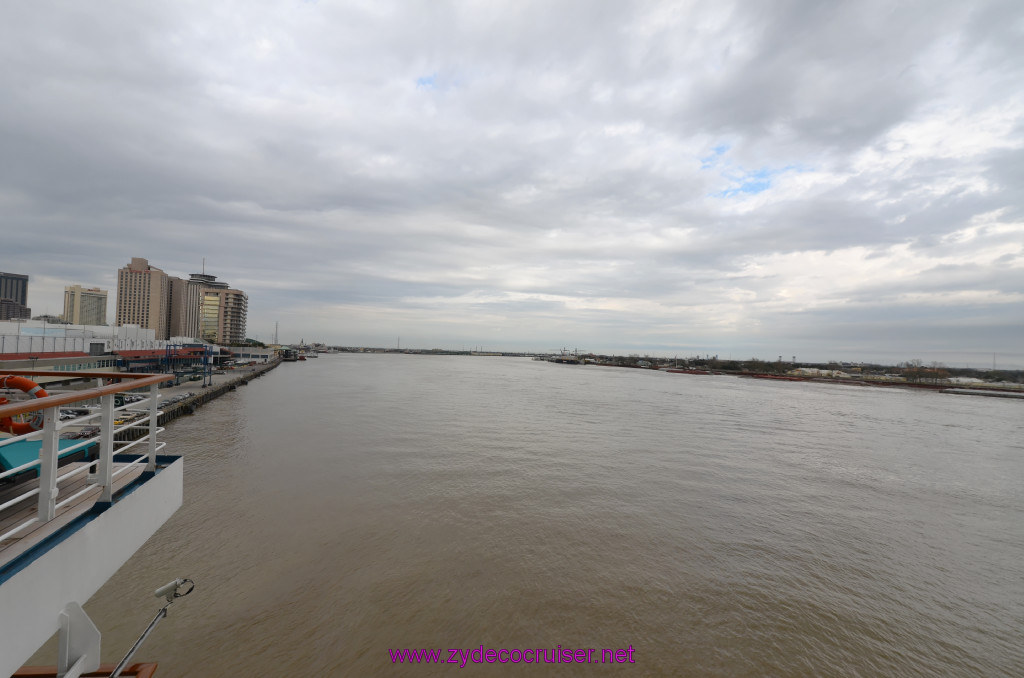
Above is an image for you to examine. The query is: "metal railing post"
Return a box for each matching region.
[97,393,115,503]
[36,406,59,522]
[147,383,159,472]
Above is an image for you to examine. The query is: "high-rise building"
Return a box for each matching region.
[0,272,30,320]
[168,276,204,339]
[63,285,108,325]
[193,273,247,345]
[115,259,248,344]
[221,288,248,344]
[116,257,170,339]
[0,299,31,321]
[0,272,28,306]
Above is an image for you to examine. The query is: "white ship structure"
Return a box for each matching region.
[0,369,183,676]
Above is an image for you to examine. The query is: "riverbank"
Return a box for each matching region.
[736,371,1024,396]
[157,359,281,423]
[655,366,1023,396]
[941,387,1024,400]
[113,359,282,443]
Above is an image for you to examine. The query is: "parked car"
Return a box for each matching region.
[78,426,101,438]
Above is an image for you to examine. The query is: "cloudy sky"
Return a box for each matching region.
[3,1,1022,366]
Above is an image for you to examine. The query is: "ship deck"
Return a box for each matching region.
[0,370,185,677]
[0,460,146,569]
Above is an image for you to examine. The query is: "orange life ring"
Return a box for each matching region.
[0,375,50,435]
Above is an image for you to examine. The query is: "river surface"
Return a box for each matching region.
[33,355,1024,675]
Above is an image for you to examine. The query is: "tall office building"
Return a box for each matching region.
[116,257,170,339]
[0,299,31,321]
[115,259,248,344]
[0,272,28,305]
[168,276,205,339]
[63,285,108,325]
[0,272,31,320]
[193,273,247,345]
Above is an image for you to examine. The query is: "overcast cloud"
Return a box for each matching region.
[2,0,1022,366]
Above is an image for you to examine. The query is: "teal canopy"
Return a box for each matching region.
[0,439,95,474]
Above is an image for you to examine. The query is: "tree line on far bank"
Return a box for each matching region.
[595,354,1023,384]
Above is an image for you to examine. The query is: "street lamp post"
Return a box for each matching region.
[201,346,211,388]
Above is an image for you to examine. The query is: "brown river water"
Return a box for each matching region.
[30,355,1024,676]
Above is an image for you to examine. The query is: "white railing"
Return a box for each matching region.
[0,371,172,547]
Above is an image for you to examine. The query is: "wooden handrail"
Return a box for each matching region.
[0,372,173,419]
[0,369,163,379]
